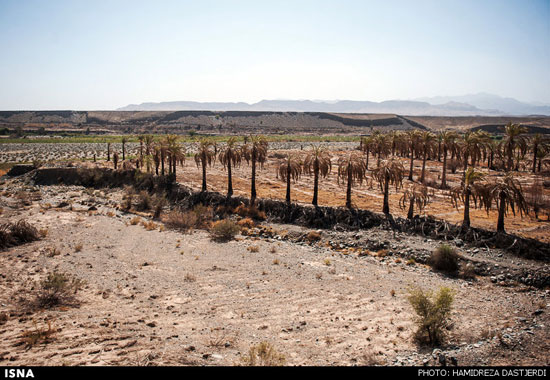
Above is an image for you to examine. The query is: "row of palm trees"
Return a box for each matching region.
[105,124,547,234]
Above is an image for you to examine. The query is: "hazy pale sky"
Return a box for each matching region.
[0,0,549,110]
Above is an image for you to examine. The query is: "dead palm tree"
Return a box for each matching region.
[372,158,405,215]
[218,137,242,198]
[450,167,485,230]
[242,135,268,206]
[121,137,128,161]
[360,135,374,170]
[439,130,459,189]
[400,184,431,219]
[489,173,529,233]
[406,130,421,181]
[337,152,368,209]
[303,145,332,207]
[501,122,528,171]
[276,153,302,205]
[531,134,546,173]
[194,139,216,192]
[419,131,436,184]
[371,131,391,167]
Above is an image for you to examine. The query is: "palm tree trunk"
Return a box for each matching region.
[462,187,471,229]
[420,148,427,183]
[441,145,448,189]
[122,142,126,161]
[250,154,257,206]
[285,162,291,205]
[383,174,390,214]
[312,163,319,207]
[107,143,111,162]
[345,165,352,209]
[497,192,506,233]
[227,158,233,197]
[201,155,207,192]
[407,197,414,219]
[161,150,165,176]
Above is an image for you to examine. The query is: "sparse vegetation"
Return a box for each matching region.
[209,219,240,241]
[35,271,84,309]
[428,244,459,274]
[238,341,286,366]
[407,286,455,346]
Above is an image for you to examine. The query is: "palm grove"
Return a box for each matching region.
[105,123,549,234]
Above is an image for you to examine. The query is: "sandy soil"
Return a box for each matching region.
[0,181,548,366]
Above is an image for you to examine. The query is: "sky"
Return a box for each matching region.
[0,0,549,110]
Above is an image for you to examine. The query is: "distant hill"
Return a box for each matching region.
[117,99,508,116]
[415,93,550,116]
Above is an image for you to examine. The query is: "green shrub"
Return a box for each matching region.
[428,244,459,273]
[407,286,455,346]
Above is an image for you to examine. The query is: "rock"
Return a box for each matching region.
[533,309,544,316]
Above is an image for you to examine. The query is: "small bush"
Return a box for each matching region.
[234,205,266,221]
[306,231,322,242]
[164,210,198,232]
[0,220,40,249]
[130,216,141,225]
[135,191,152,211]
[238,218,256,229]
[460,262,476,280]
[247,245,260,253]
[407,286,455,346]
[210,219,240,242]
[428,244,459,274]
[238,342,286,366]
[35,271,83,309]
[20,319,56,348]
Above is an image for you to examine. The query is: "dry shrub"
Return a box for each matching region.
[428,244,459,274]
[164,210,198,232]
[135,191,152,211]
[210,219,240,242]
[141,220,158,231]
[247,245,260,253]
[407,286,455,346]
[192,204,214,228]
[238,342,286,366]
[20,319,56,348]
[35,271,83,309]
[234,204,266,221]
[0,220,40,249]
[460,262,476,280]
[306,230,322,242]
[130,216,142,225]
[237,218,256,229]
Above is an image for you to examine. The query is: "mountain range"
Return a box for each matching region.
[117,93,550,116]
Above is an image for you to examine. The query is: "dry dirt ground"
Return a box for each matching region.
[0,179,549,366]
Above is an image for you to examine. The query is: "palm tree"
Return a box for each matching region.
[419,131,436,184]
[144,134,154,156]
[218,137,242,198]
[242,135,268,206]
[194,139,216,192]
[113,152,119,170]
[400,184,431,219]
[138,135,145,163]
[501,122,528,171]
[337,152,368,209]
[106,142,111,162]
[371,131,391,167]
[406,130,421,181]
[531,134,545,173]
[489,173,529,233]
[439,131,459,189]
[450,167,485,229]
[121,137,128,161]
[359,135,373,170]
[372,158,405,215]
[276,153,302,205]
[303,145,332,207]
